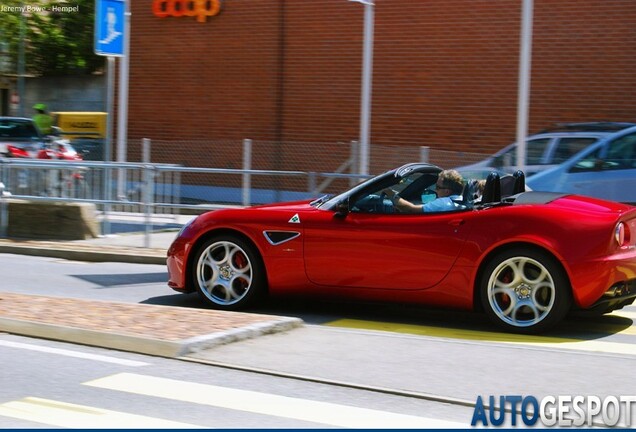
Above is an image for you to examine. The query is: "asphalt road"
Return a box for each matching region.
[2,253,636,428]
[0,333,472,428]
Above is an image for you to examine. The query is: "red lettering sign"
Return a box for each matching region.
[152,0,221,23]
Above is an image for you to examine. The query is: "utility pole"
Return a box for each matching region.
[349,0,375,177]
[17,8,26,117]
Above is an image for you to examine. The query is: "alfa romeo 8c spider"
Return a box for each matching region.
[167,163,636,333]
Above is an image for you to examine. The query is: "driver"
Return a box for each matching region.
[385,169,465,213]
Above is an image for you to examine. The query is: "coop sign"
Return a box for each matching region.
[152,0,221,23]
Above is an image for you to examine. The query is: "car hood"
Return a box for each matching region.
[249,199,316,212]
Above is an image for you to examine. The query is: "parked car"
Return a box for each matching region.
[457,122,636,176]
[0,117,47,158]
[167,163,636,334]
[527,124,636,204]
[37,140,84,161]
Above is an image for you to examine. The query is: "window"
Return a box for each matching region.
[0,119,39,139]
[494,138,551,166]
[551,137,597,164]
[571,132,636,172]
[605,133,636,170]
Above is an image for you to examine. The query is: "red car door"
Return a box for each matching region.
[303,209,473,290]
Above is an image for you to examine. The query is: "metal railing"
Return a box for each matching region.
[0,157,372,245]
[0,141,491,246]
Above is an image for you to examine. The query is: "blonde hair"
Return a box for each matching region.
[438,169,464,195]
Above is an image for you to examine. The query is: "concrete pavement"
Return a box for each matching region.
[0,215,184,264]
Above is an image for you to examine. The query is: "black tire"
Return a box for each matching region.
[192,235,266,310]
[479,247,572,334]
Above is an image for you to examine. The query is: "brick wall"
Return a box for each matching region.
[127,0,636,172]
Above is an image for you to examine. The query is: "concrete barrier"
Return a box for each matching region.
[6,199,100,240]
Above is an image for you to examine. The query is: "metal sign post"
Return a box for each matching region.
[116,0,131,200]
[95,0,127,234]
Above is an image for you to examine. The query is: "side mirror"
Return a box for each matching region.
[334,198,350,217]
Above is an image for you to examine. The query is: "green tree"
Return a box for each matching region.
[0,0,104,76]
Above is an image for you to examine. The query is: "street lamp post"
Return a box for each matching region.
[349,0,375,177]
[17,7,26,117]
[516,0,534,173]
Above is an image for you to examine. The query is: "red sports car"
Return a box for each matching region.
[167,163,636,333]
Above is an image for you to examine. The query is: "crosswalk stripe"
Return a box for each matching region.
[0,340,150,366]
[327,319,636,356]
[85,373,465,428]
[0,397,201,428]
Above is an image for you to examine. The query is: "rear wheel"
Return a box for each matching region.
[192,235,266,310]
[480,248,571,333]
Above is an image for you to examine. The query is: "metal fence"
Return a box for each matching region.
[0,141,490,243]
[145,138,491,172]
[124,138,490,205]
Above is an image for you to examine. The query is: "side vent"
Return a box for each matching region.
[263,231,301,245]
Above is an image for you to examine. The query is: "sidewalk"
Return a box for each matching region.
[0,230,175,264]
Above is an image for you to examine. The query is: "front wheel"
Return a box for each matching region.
[479,248,572,334]
[192,235,266,310]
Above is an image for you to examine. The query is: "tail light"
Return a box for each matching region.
[615,222,631,247]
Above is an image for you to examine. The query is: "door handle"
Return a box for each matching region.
[449,218,465,227]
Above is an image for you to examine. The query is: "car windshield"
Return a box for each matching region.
[0,119,40,140]
[320,173,383,208]
[310,194,334,207]
[349,171,453,214]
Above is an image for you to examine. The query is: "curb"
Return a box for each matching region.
[0,293,305,358]
[0,316,303,358]
[176,318,304,356]
[0,244,166,265]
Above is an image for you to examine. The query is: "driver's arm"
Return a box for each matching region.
[382,188,422,214]
[394,197,422,213]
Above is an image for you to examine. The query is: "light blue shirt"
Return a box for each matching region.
[422,194,464,212]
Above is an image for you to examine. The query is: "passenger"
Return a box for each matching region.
[473,179,487,202]
[385,169,465,213]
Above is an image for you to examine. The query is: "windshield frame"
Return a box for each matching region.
[319,163,444,211]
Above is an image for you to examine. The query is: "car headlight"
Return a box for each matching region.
[177,216,197,238]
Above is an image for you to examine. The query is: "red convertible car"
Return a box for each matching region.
[167,163,636,333]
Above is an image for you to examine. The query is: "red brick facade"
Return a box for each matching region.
[127,0,636,171]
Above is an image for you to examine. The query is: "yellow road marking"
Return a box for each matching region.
[85,373,464,428]
[327,319,636,356]
[0,397,201,428]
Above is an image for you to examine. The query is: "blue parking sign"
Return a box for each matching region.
[94,0,125,56]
